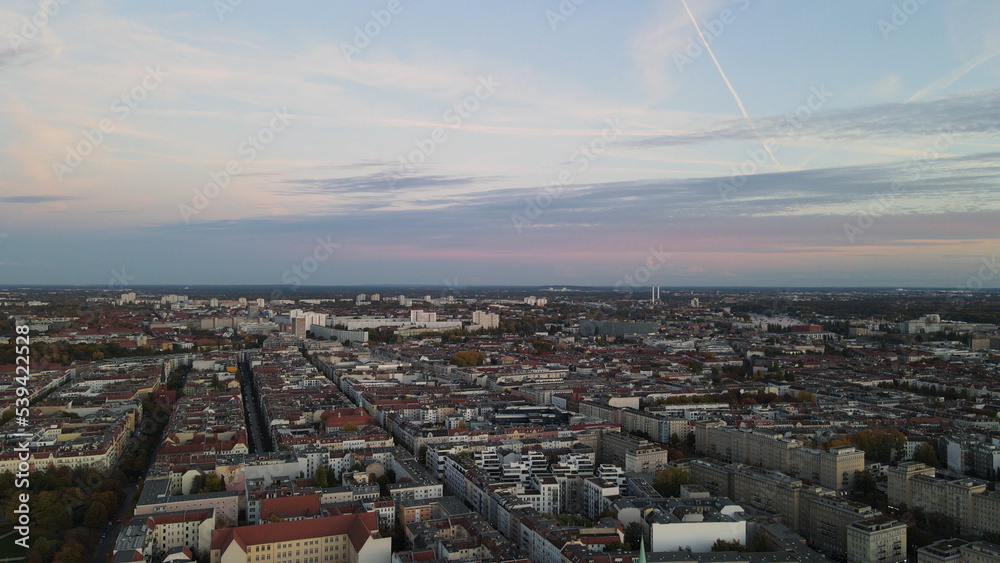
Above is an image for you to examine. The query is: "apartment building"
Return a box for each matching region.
[917,538,968,563]
[210,512,389,563]
[846,516,907,563]
[624,445,671,474]
[689,459,901,558]
[887,461,937,507]
[791,445,866,491]
[696,421,864,490]
[136,477,240,528]
[888,462,986,533]
[961,541,1000,563]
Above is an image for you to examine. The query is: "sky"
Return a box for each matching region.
[2,0,1000,289]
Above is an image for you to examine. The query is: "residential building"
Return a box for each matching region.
[846,516,907,563]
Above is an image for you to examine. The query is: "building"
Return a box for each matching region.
[961,542,1000,563]
[136,478,240,528]
[410,310,436,324]
[647,500,748,553]
[917,538,968,563]
[846,516,907,563]
[697,421,864,491]
[624,446,671,474]
[887,462,986,533]
[887,462,937,507]
[292,316,308,338]
[471,310,499,329]
[790,445,866,491]
[210,512,390,563]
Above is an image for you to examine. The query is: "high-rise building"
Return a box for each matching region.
[472,310,499,329]
[410,310,436,324]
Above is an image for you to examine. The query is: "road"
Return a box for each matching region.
[239,356,268,452]
[92,482,138,563]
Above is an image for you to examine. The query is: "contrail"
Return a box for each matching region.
[906,48,1000,103]
[680,0,783,171]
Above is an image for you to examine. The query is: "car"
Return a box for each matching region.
[116,518,122,523]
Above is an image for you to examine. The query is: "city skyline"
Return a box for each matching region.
[2,1,1000,287]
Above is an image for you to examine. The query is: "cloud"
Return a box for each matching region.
[630,89,1000,148]
[271,170,500,198]
[0,195,83,203]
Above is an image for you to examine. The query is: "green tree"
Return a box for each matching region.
[712,539,745,552]
[83,501,109,529]
[854,469,877,495]
[913,442,941,468]
[34,490,71,531]
[850,429,906,464]
[198,473,226,494]
[604,541,629,552]
[624,522,645,550]
[315,465,329,488]
[653,467,691,498]
[30,537,62,563]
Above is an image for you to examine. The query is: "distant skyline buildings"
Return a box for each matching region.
[2,2,1000,288]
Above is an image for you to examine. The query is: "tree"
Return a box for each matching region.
[913,442,941,468]
[854,469,877,495]
[850,429,906,464]
[604,541,629,552]
[315,465,329,488]
[653,467,691,498]
[531,340,554,353]
[83,501,109,529]
[53,542,89,563]
[450,351,485,367]
[624,522,645,549]
[198,473,226,494]
[342,423,359,432]
[712,539,745,552]
[34,490,71,531]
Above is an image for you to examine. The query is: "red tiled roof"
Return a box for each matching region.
[150,510,213,525]
[212,512,377,552]
[260,494,321,521]
[349,514,376,553]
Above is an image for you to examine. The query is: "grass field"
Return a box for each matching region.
[0,524,29,560]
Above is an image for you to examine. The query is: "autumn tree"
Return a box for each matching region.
[34,490,71,531]
[450,351,485,367]
[653,467,691,498]
[83,501,109,529]
[913,442,942,468]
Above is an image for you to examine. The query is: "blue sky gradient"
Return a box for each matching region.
[1,0,999,288]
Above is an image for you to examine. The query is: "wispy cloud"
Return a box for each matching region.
[0,195,83,203]
[631,89,1000,148]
